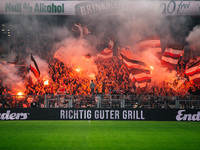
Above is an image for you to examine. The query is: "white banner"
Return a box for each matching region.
[0,1,200,16]
[0,0,79,15]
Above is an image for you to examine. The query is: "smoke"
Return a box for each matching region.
[53,38,98,77]
[118,2,164,46]
[26,54,50,83]
[0,63,26,94]
[0,0,197,91]
[0,51,26,94]
[186,25,200,56]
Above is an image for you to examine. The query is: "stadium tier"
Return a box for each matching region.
[0,0,200,120]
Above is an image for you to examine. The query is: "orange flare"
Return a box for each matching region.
[44,80,49,85]
[76,68,80,72]
[17,92,23,96]
[150,66,154,70]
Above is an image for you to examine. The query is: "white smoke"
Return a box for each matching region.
[53,38,98,78]
[0,63,26,94]
[186,25,200,56]
[26,54,50,83]
[0,0,196,93]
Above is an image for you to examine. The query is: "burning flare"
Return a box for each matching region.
[76,68,80,72]
[44,80,49,86]
[17,92,23,96]
[150,66,154,70]
[16,91,25,99]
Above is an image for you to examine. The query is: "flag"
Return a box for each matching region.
[83,25,91,36]
[8,54,19,65]
[108,37,115,49]
[185,57,200,84]
[30,54,40,79]
[73,23,91,38]
[95,37,114,60]
[121,53,151,88]
[135,35,161,51]
[26,76,34,87]
[135,35,162,60]
[74,23,84,37]
[96,48,113,59]
[168,74,187,90]
[119,48,133,60]
[0,54,19,65]
[120,53,147,70]
[129,68,151,88]
[161,44,184,70]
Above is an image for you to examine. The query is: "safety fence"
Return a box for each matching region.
[0,94,200,109]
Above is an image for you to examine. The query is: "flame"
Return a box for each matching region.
[44,80,49,85]
[150,66,154,70]
[17,92,23,96]
[76,68,80,72]
[17,92,24,99]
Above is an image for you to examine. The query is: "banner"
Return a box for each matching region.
[0,1,200,16]
[0,108,200,121]
[168,75,187,90]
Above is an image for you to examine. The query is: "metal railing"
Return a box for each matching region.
[96,95,125,108]
[0,94,200,109]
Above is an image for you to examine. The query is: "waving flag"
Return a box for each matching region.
[120,53,147,70]
[129,68,151,88]
[135,35,161,51]
[83,25,91,36]
[96,48,113,59]
[168,74,187,90]
[30,54,40,79]
[161,44,184,70]
[95,37,114,60]
[185,57,200,84]
[119,48,131,57]
[8,54,19,65]
[108,36,115,49]
[0,54,19,65]
[121,53,151,88]
[74,23,84,37]
[135,35,162,60]
[72,23,91,38]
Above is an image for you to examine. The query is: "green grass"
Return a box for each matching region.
[0,121,199,150]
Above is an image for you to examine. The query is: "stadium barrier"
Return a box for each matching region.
[0,108,199,121]
[0,94,200,109]
[96,95,125,108]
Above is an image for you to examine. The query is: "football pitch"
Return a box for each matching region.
[0,121,199,150]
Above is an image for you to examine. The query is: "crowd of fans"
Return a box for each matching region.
[0,51,200,109]
[1,22,200,108]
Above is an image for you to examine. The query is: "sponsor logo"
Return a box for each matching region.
[0,110,29,120]
[75,1,126,16]
[176,110,200,121]
[122,110,145,120]
[5,2,64,14]
[60,109,145,120]
[160,1,190,15]
[60,110,92,120]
